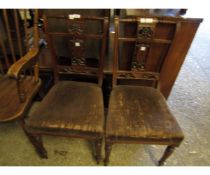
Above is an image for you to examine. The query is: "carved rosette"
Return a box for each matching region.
[132,18,157,70]
[68,16,86,66]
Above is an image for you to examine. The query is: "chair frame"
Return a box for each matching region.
[104,16,183,166]
[24,14,109,164]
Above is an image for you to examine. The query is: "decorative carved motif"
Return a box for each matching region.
[68,20,86,37]
[117,72,159,80]
[138,27,154,39]
[132,42,151,70]
[69,39,86,66]
[131,18,157,70]
[60,66,97,75]
[68,15,86,66]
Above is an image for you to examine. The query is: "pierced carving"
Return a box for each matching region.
[60,66,97,76]
[117,72,159,80]
[69,39,86,66]
[138,27,154,39]
[132,42,151,70]
[132,18,157,70]
[68,15,86,66]
[68,17,86,37]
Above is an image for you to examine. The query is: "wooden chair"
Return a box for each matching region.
[0,10,41,123]
[104,16,184,166]
[24,14,108,163]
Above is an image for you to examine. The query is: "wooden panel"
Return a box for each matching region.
[145,43,170,72]
[160,20,202,98]
[154,23,176,40]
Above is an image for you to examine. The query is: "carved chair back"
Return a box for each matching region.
[113,16,180,88]
[44,13,109,86]
[0,9,39,103]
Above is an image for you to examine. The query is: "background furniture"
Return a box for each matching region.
[0,9,41,123]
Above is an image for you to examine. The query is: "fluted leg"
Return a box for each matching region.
[104,142,112,166]
[94,138,102,164]
[158,145,175,166]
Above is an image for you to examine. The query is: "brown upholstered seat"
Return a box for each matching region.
[25,81,104,136]
[106,85,183,144]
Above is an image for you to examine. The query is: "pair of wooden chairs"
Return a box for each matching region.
[0,10,41,125]
[23,13,184,165]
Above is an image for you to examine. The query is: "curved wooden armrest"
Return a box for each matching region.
[7,48,39,79]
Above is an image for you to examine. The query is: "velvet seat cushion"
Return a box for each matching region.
[25,81,104,137]
[106,85,184,144]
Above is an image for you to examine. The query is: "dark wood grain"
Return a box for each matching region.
[0,9,41,123]
[115,11,202,98]
[25,13,108,163]
[159,20,202,98]
[105,15,185,166]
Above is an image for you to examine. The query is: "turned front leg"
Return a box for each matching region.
[158,145,175,166]
[20,120,48,159]
[94,138,102,164]
[24,131,48,159]
[104,141,112,166]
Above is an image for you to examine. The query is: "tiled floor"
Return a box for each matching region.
[0,10,210,166]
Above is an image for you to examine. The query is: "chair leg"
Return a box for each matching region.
[104,142,112,166]
[158,145,175,166]
[26,132,48,159]
[20,120,48,159]
[94,138,102,164]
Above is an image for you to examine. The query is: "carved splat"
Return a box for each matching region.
[68,15,86,66]
[68,15,86,37]
[132,18,157,70]
[69,39,86,66]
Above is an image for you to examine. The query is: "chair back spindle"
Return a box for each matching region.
[3,9,16,63]
[0,9,37,74]
[14,9,23,57]
[0,9,41,122]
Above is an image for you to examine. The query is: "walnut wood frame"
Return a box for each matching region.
[113,15,202,98]
[44,15,108,87]
[24,14,109,164]
[104,16,184,166]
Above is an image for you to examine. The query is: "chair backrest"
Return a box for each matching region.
[119,9,187,18]
[112,15,180,88]
[0,9,33,74]
[44,12,109,86]
[43,9,109,58]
